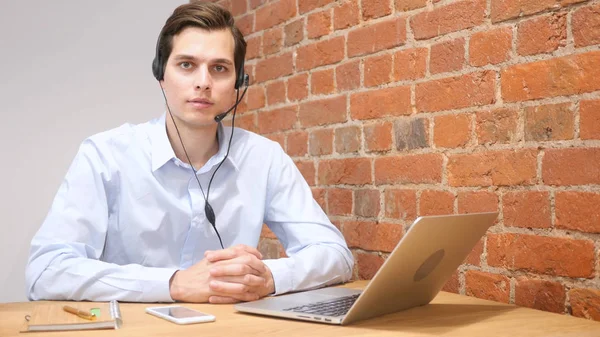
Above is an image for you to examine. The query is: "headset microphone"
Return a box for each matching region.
[214,74,249,123]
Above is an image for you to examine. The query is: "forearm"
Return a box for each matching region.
[26,248,177,302]
[262,242,353,295]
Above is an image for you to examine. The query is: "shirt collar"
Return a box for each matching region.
[150,113,239,172]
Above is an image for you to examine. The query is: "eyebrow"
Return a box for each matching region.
[172,54,234,65]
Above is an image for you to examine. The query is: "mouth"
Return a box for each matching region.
[188,98,214,109]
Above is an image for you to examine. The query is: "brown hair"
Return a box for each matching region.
[152,2,246,81]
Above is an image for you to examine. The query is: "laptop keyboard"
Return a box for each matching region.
[282,294,360,317]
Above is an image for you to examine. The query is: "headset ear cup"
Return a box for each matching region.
[152,57,162,81]
[235,60,245,89]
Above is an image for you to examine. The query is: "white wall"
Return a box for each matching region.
[0,0,186,302]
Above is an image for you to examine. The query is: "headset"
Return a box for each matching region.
[152,29,249,249]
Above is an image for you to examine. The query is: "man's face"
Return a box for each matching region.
[161,27,237,129]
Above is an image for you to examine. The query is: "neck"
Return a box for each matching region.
[165,115,219,169]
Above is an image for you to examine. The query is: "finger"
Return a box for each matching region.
[208,296,240,304]
[205,245,262,262]
[212,274,266,287]
[211,255,267,275]
[209,282,260,301]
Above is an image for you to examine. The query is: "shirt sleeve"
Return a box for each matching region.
[25,139,177,302]
[261,142,354,295]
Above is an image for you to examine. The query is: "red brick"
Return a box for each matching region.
[350,86,411,120]
[299,0,335,14]
[491,0,586,23]
[396,0,427,12]
[375,154,443,184]
[487,234,595,278]
[311,68,335,95]
[384,189,417,221]
[258,238,283,259]
[348,17,406,57]
[416,71,495,113]
[469,27,512,66]
[364,53,393,87]
[411,0,485,40]
[354,189,380,217]
[476,108,518,145]
[287,73,308,101]
[465,271,510,303]
[466,239,484,266]
[265,133,285,148]
[556,191,600,234]
[249,0,267,10]
[356,252,385,279]
[394,118,429,150]
[334,1,359,30]
[515,277,565,313]
[246,86,265,110]
[335,126,361,154]
[295,160,316,186]
[263,27,283,55]
[246,35,262,60]
[230,0,247,15]
[286,130,308,157]
[458,191,498,214]
[362,0,392,20]
[255,0,297,31]
[255,52,293,83]
[307,10,332,39]
[542,148,600,185]
[448,150,537,187]
[336,60,360,91]
[234,112,257,132]
[284,19,304,46]
[319,158,372,185]
[343,221,402,252]
[296,37,345,71]
[328,188,353,215]
[569,288,600,321]
[524,103,574,141]
[236,13,254,36]
[261,224,277,239]
[299,95,347,127]
[420,190,454,216]
[580,99,600,140]
[434,114,471,148]
[501,51,600,102]
[312,187,327,213]
[573,3,600,47]
[257,106,297,134]
[503,191,551,229]
[393,48,427,81]
[309,128,334,156]
[430,38,465,74]
[364,121,393,152]
[266,80,286,106]
[517,13,567,56]
[442,270,460,293]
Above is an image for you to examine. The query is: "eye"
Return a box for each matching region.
[214,65,228,72]
[179,62,193,69]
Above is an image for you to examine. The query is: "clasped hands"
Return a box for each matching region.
[169,244,275,304]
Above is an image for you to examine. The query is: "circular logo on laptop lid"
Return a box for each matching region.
[413,249,445,282]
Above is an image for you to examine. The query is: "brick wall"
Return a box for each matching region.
[209,0,600,320]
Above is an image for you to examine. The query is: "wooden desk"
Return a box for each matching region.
[2,281,599,337]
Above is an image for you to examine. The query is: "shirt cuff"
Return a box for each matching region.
[262,258,293,296]
[139,267,179,302]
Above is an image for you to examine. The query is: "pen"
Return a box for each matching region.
[63,306,96,321]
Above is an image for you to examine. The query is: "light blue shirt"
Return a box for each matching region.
[26,113,353,302]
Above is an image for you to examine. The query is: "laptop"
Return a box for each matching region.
[235,212,498,325]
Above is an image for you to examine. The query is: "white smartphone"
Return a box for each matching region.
[145,305,216,324]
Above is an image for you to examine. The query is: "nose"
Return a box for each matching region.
[194,64,212,91]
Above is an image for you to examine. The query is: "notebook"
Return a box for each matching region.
[20,300,122,332]
[235,212,498,325]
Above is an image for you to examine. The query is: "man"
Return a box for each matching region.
[25,2,353,304]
